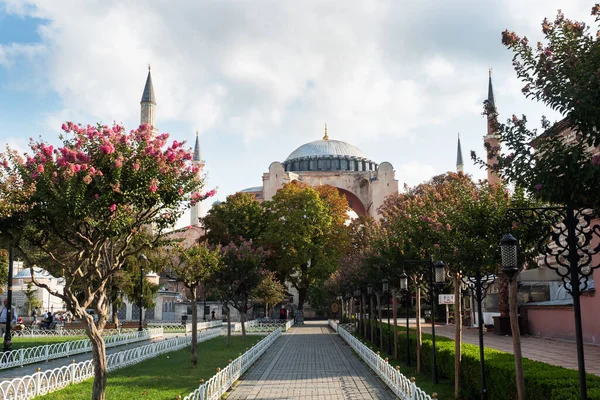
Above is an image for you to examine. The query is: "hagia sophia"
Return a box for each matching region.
[138,68,498,225]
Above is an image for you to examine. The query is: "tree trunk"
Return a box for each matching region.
[392,289,398,359]
[241,309,247,340]
[112,302,120,328]
[86,314,107,400]
[498,267,509,316]
[297,287,307,311]
[376,293,383,350]
[191,294,198,367]
[340,296,344,323]
[509,278,526,400]
[416,286,422,373]
[225,305,231,345]
[454,275,463,397]
[369,295,374,344]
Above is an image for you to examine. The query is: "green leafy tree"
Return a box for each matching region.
[23,282,42,316]
[263,182,349,314]
[0,122,206,400]
[202,192,265,246]
[167,242,222,366]
[253,270,285,319]
[214,240,266,340]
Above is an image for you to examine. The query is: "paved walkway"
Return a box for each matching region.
[421,324,600,376]
[228,321,395,400]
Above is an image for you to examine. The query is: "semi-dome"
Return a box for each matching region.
[283,126,377,173]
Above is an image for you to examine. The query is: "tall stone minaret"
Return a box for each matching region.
[484,68,501,185]
[456,133,464,173]
[190,131,203,227]
[140,65,158,136]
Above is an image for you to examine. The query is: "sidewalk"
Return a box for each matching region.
[421,324,600,376]
[0,332,177,382]
[228,321,395,400]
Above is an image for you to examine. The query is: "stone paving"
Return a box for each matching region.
[228,321,395,400]
[421,324,600,376]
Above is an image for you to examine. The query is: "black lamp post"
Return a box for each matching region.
[137,253,148,332]
[382,278,391,355]
[399,270,410,366]
[429,258,446,385]
[462,267,495,400]
[500,233,519,281]
[354,287,361,333]
[367,283,373,342]
[505,206,600,400]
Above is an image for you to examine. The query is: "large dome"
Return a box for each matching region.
[283,136,377,173]
[285,139,367,161]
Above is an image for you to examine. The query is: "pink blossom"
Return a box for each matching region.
[149,178,159,193]
[115,158,122,168]
[109,204,117,212]
[178,188,184,195]
[535,183,543,191]
[37,164,44,173]
[94,193,99,199]
[133,162,140,171]
[100,143,115,155]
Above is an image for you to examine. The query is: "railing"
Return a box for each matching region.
[0,327,221,400]
[335,323,433,400]
[328,319,338,332]
[185,320,223,333]
[0,328,163,371]
[183,328,282,400]
[11,328,133,338]
[284,319,295,331]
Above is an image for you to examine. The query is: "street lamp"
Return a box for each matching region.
[137,253,148,332]
[354,287,361,333]
[429,259,446,385]
[500,233,519,281]
[505,206,600,400]
[367,284,373,342]
[382,278,391,355]
[399,270,410,366]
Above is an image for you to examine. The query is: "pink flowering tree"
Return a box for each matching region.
[0,122,210,400]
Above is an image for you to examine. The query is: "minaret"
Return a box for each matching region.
[484,68,501,185]
[190,131,203,227]
[456,133,464,173]
[140,65,158,136]
[323,123,329,140]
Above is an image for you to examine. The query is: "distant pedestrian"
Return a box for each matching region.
[211,310,216,321]
[32,307,38,323]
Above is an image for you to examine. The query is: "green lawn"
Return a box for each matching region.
[8,336,87,351]
[39,335,262,400]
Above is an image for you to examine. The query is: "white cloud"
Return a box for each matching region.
[396,162,437,189]
[0,43,45,67]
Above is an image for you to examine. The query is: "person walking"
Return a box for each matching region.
[0,298,18,336]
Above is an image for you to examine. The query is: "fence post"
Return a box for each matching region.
[35,367,41,396]
[410,377,416,400]
[71,360,76,384]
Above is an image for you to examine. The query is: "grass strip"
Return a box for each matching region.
[39,335,263,400]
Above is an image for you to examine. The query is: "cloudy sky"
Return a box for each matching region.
[0,0,594,225]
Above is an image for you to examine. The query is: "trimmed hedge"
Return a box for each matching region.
[371,323,600,400]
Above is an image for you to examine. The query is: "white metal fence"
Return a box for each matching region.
[0,328,221,400]
[185,320,224,333]
[229,319,294,333]
[333,322,433,400]
[11,328,132,338]
[183,328,282,400]
[0,328,163,371]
